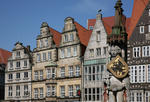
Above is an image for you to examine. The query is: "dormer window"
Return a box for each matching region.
[64,35,68,42]
[140,26,144,34]
[70,33,74,41]
[97,31,101,41]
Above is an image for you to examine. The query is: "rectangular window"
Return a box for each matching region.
[52,68,56,79]
[130,92,134,102]
[60,86,65,97]
[70,33,74,41]
[34,71,38,80]
[43,53,46,61]
[39,40,43,48]
[143,46,146,57]
[24,85,28,96]
[8,74,13,80]
[40,70,43,80]
[89,49,94,57]
[67,48,71,57]
[16,61,20,68]
[143,66,146,82]
[97,31,101,41]
[47,69,51,79]
[48,52,51,60]
[16,73,20,79]
[103,47,107,55]
[85,88,87,101]
[47,86,50,96]
[10,62,13,69]
[133,47,141,58]
[64,35,68,42]
[16,51,20,57]
[45,39,48,47]
[89,88,91,101]
[8,86,12,96]
[146,92,149,102]
[96,48,101,56]
[52,86,56,96]
[69,66,74,77]
[61,67,65,77]
[24,72,28,78]
[93,88,96,101]
[75,66,80,76]
[73,46,77,56]
[24,60,27,67]
[37,53,41,62]
[140,26,144,33]
[75,85,80,96]
[97,88,100,100]
[61,49,65,58]
[148,65,150,82]
[16,85,20,96]
[68,85,73,97]
[40,88,44,98]
[34,88,38,99]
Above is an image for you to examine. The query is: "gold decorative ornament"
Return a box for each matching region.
[107,55,129,79]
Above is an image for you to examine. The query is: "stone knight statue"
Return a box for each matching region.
[103,0,129,102]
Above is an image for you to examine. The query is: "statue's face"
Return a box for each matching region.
[110,46,121,56]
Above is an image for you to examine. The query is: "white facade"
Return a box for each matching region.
[5,42,32,102]
[82,13,110,102]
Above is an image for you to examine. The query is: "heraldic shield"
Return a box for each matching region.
[107,55,129,79]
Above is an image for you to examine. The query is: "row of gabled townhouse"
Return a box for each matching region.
[4,0,150,102]
[4,15,92,102]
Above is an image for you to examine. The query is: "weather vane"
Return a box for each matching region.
[98,9,102,14]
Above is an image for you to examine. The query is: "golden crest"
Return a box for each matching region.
[107,55,129,79]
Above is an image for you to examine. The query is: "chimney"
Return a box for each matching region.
[96,9,102,20]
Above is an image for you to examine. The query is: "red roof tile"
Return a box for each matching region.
[88,16,131,38]
[74,22,92,46]
[0,48,11,65]
[49,27,61,47]
[128,0,149,39]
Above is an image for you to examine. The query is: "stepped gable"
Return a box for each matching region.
[0,48,11,65]
[49,27,61,47]
[74,22,92,46]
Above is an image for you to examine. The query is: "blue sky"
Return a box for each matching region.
[0,0,134,51]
